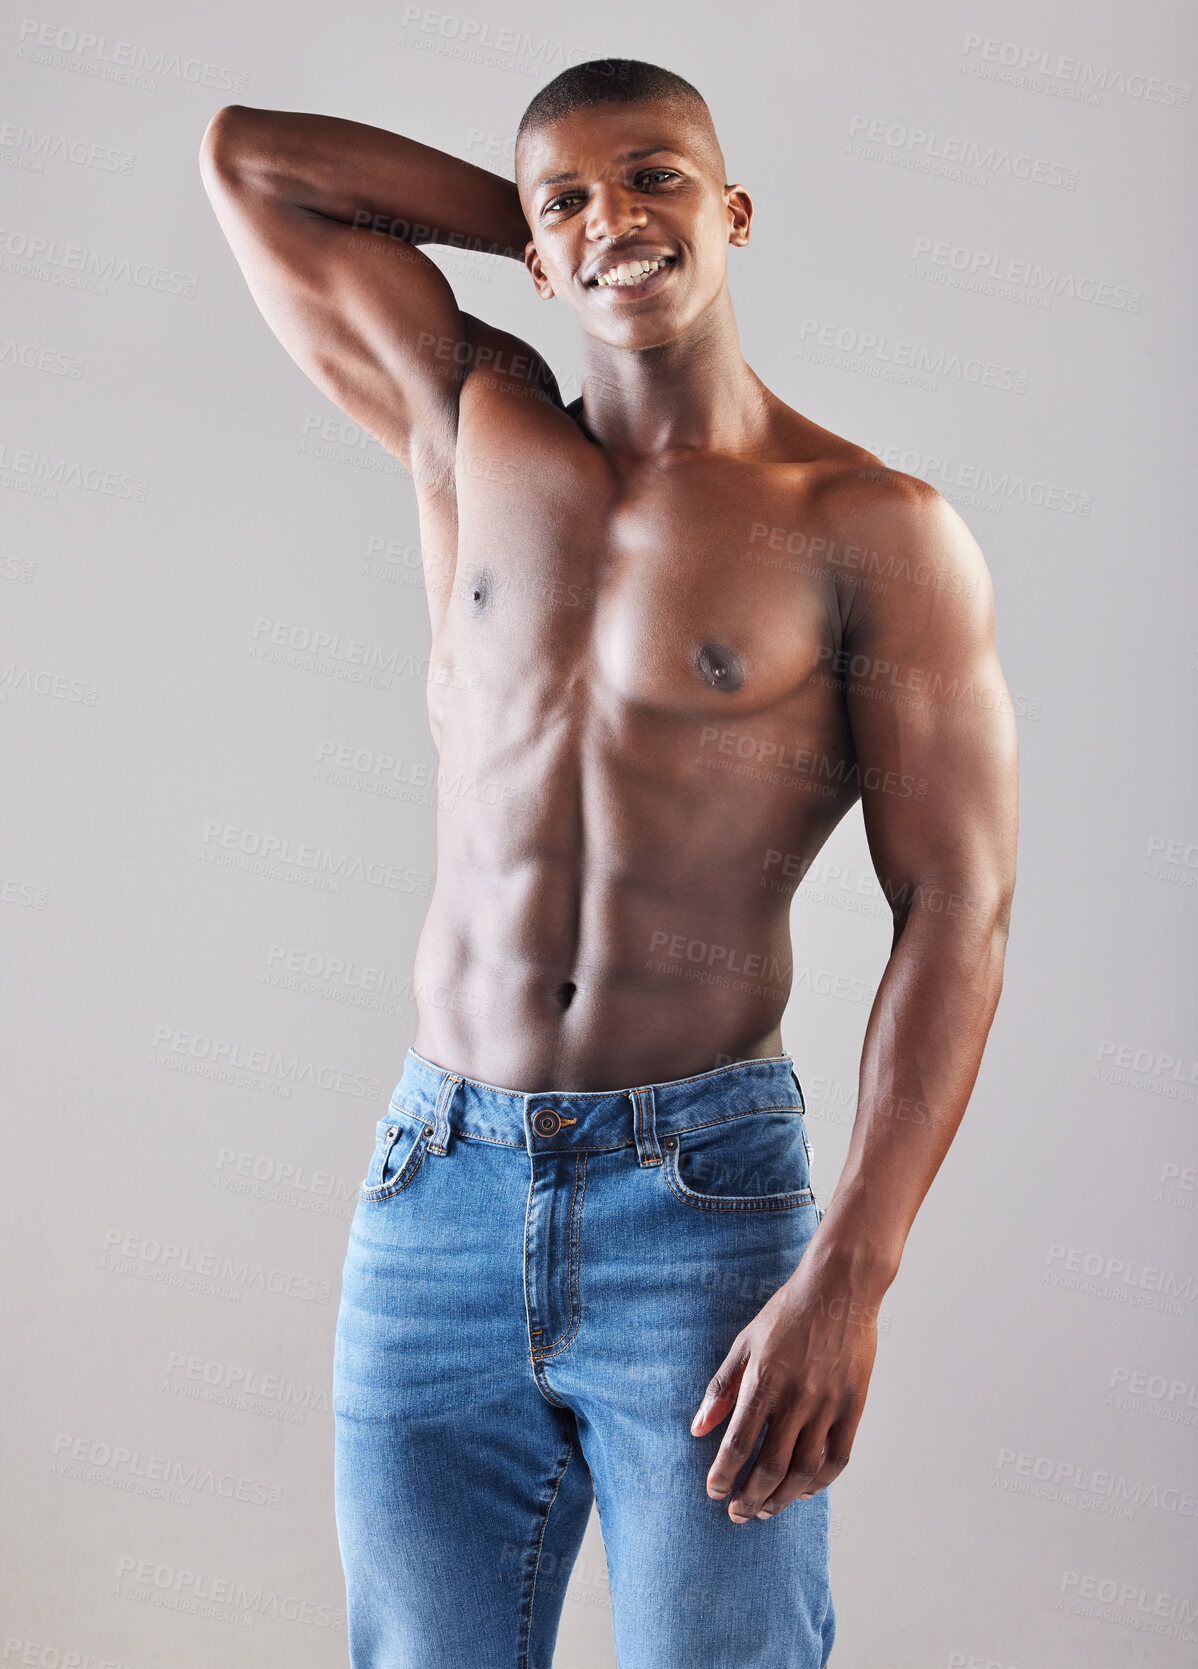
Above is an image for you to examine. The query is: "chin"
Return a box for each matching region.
[594,311,688,351]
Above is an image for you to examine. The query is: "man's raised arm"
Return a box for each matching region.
[198,106,533,474]
[692,474,1018,1523]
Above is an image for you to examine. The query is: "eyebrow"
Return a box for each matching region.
[535,147,686,193]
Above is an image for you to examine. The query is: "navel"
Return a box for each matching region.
[466,570,493,617]
[696,641,744,692]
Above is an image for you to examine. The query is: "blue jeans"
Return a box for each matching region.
[333,1047,836,1667]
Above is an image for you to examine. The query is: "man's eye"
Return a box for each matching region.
[544,170,678,212]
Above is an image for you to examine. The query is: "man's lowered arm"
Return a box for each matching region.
[807,480,1018,1291]
[692,477,1018,1522]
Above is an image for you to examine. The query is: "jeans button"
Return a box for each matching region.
[533,1108,562,1137]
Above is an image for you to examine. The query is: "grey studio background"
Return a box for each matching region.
[2,0,1194,1665]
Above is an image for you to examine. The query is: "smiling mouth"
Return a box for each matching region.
[587,255,677,293]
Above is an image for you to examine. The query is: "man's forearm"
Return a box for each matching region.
[201,105,531,258]
[801,888,1012,1300]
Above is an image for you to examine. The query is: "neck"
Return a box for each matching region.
[578,287,771,458]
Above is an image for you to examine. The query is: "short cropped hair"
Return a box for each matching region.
[516,58,723,175]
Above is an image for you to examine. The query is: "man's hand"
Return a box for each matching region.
[690,1257,880,1522]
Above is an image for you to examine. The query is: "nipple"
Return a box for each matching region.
[467,570,493,617]
[696,641,744,692]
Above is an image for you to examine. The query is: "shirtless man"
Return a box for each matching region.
[200,57,1017,1669]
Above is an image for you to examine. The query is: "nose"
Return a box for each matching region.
[585,178,648,243]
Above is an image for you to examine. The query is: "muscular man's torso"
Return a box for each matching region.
[409,320,872,1090]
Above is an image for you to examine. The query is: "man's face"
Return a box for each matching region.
[516,100,751,350]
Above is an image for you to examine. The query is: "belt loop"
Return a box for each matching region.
[629,1085,661,1167]
[428,1071,462,1156]
[789,1065,805,1111]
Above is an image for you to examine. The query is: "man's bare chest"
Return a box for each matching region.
[417,413,846,723]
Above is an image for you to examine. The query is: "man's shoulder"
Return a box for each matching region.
[456,312,565,411]
[770,410,990,610]
[773,410,937,519]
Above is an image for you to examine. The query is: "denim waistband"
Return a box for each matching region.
[388,1046,806,1164]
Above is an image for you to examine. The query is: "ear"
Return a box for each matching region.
[524,240,555,299]
[724,185,753,248]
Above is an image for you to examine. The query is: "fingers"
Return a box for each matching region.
[689,1389,737,1438]
[702,1366,779,1507]
[758,1409,860,1518]
[724,1407,804,1522]
[690,1341,748,1438]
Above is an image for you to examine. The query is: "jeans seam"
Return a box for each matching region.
[521,1439,575,1669]
[523,1167,568,1405]
[662,1145,816,1213]
[668,1103,805,1136]
[399,1109,802,1153]
[538,1152,587,1360]
[388,1100,432,1124]
[358,1129,431,1201]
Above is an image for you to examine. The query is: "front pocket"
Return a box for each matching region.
[662,1109,816,1213]
[359,1111,433,1202]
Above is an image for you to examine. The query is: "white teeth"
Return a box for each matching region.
[596,257,669,288]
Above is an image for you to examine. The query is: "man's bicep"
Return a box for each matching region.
[840,492,1018,921]
[202,177,467,471]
